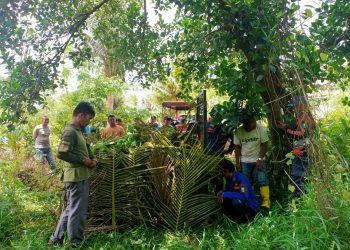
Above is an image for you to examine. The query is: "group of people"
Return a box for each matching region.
[210,96,314,221]
[35,96,312,247]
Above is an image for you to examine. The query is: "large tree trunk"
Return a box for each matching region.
[104,56,124,112]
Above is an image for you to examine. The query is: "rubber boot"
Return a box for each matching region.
[260,186,271,209]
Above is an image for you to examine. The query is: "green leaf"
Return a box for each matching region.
[305,9,312,18]
[256,75,264,82]
[320,52,329,62]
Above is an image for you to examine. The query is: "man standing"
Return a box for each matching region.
[49,102,97,247]
[101,115,126,139]
[234,116,270,209]
[277,96,314,198]
[33,115,57,171]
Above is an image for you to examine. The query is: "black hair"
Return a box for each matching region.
[73,102,95,117]
[108,114,116,119]
[218,159,235,172]
[116,118,122,122]
[241,115,255,125]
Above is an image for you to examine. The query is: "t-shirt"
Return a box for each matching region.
[33,124,51,148]
[234,124,269,163]
[101,125,125,139]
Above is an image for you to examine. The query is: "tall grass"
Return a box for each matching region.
[1,156,349,249]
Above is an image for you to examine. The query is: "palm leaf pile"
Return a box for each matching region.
[87,135,221,232]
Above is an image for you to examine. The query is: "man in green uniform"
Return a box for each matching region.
[48,102,96,247]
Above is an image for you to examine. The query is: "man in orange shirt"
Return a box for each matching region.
[101,115,126,139]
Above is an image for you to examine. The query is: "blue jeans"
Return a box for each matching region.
[241,161,269,187]
[35,148,57,170]
[291,156,310,197]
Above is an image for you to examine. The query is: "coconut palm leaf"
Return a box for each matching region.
[87,149,146,230]
[142,136,221,231]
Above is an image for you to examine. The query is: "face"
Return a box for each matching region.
[164,119,170,126]
[42,116,49,126]
[243,118,257,131]
[78,113,94,128]
[108,117,116,127]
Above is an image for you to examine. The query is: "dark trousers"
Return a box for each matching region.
[222,198,256,223]
[50,179,90,246]
[291,156,310,197]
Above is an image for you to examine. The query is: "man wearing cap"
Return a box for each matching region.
[277,96,314,198]
[217,159,259,222]
[234,116,271,210]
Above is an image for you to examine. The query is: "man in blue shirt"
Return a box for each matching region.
[217,159,259,222]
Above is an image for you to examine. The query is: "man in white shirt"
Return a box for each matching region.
[234,116,270,209]
[33,115,57,170]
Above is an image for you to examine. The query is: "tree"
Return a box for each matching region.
[0,0,158,121]
[147,0,329,156]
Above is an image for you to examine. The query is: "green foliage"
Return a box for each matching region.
[319,102,350,163]
[310,0,350,92]
[1,156,350,249]
[210,98,267,131]
[88,137,221,231]
[0,0,159,121]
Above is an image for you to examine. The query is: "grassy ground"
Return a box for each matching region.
[1,154,349,250]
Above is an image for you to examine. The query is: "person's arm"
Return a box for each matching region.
[233,131,241,171]
[234,145,241,171]
[33,127,39,141]
[256,142,268,171]
[57,130,94,168]
[101,129,106,139]
[277,116,306,136]
[222,190,246,201]
[119,126,126,137]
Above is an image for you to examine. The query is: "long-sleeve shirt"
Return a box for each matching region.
[222,171,259,213]
[57,124,95,182]
[285,113,314,155]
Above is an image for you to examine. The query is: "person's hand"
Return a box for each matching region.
[256,159,263,171]
[276,121,286,129]
[217,190,224,204]
[84,158,97,169]
[90,159,97,170]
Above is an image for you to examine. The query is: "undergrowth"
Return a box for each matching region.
[1,154,349,250]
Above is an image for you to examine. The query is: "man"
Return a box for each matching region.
[49,102,97,247]
[101,115,126,139]
[217,159,259,222]
[33,115,57,171]
[234,116,270,209]
[277,96,314,198]
[159,116,176,140]
[176,116,188,133]
[116,118,127,131]
[207,117,233,156]
[149,115,160,129]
